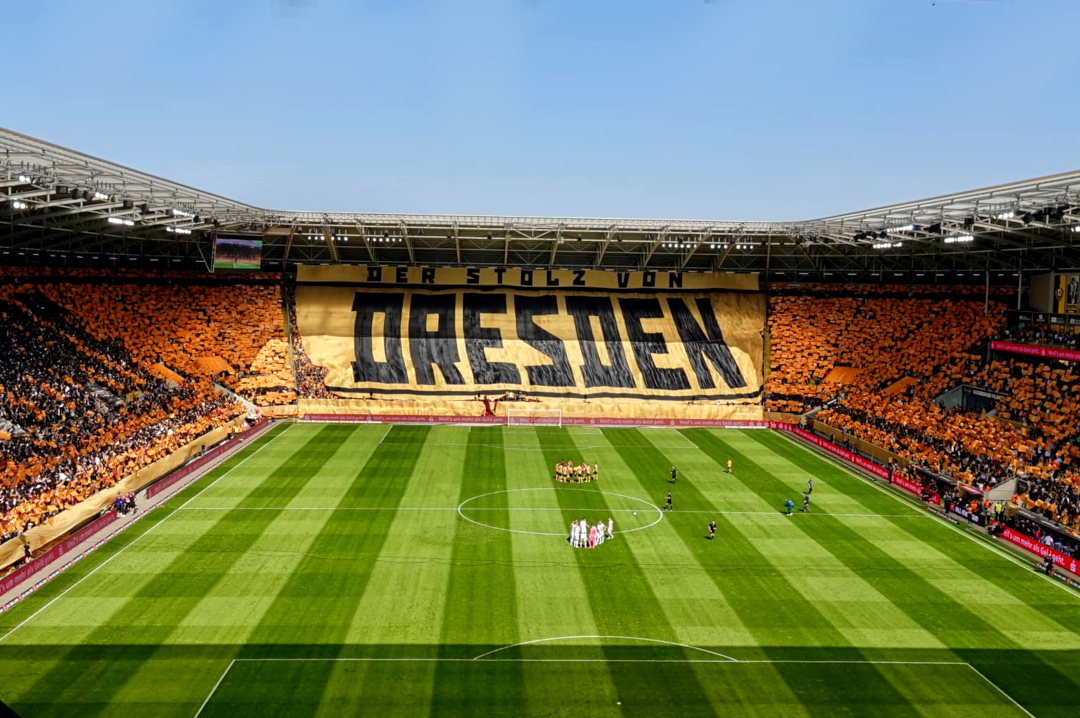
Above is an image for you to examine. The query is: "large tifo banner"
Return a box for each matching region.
[296,266,763,401]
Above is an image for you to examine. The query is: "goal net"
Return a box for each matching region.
[506,408,563,427]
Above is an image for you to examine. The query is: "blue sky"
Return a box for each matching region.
[4,0,1078,220]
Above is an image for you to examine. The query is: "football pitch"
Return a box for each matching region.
[1,423,1078,717]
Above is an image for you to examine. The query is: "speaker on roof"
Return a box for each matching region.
[122,200,134,210]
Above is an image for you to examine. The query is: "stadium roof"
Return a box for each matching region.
[2,126,1080,284]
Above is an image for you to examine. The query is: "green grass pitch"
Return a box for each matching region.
[0,423,1078,717]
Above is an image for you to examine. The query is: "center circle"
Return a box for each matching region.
[457,488,664,537]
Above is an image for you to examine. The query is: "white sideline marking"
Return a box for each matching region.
[472,635,737,661]
[456,488,664,537]
[194,659,236,718]
[376,424,393,444]
[778,433,1080,603]
[0,425,295,644]
[965,664,1037,718]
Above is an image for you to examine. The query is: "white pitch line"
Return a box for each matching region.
[193,659,236,718]
[964,664,1037,718]
[176,506,924,519]
[0,424,295,645]
[778,433,1080,603]
[225,657,971,667]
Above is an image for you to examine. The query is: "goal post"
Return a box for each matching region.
[505,408,563,427]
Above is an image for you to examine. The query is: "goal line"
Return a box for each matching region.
[506,408,563,427]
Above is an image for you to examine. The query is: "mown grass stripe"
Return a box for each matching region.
[0,422,294,641]
[755,431,1080,632]
[753,430,1080,716]
[430,426,524,716]
[197,425,435,716]
[241,425,435,653]
[606,428,924,715]
[695,428,1080,715]
[497,428,623,710]
[537,428,723,718]
[6,423,355,716]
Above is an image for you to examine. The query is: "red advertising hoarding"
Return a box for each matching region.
[991,341,1080,363]
[999,528,1080,575]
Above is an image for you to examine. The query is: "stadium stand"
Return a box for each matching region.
[761,284,1080,532]
[1000,324,1080,351]
[285,282,335,400]
[765,284,1009,410]
[0,282,245,544]
[1,268,294,407]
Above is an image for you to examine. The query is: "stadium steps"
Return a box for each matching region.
[86,383,125,411]
[215,381,258,416]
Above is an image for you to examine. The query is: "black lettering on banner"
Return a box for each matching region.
[564,295,635,388]
[642,271,656,288]
[617,272,631,288]
[466,268,481,284]
[515,294,574,387]
[395,266,408,283]
[463,293,521,385]
[421,268,436,284]
[668,272,683,289]
[367,266,382,282]
[573,270,586,286]
[407,293,465,385]
[667,297,748,389]
[545,270,559,287]
[351,292,408,384]
[619,297,691,390]
[494,267,508,284]
[520,269,534,287]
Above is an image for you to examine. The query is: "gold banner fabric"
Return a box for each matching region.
[297,265,758,292]
[296,286,764,401]
[297,398,763,422]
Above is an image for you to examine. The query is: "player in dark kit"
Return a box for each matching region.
[806,478,813,495]
[670,466,678,484]
[803,495,811,513]
[708,520,717,540]
[665,491,673,512]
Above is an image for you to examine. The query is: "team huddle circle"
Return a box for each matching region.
[456,488,664,539]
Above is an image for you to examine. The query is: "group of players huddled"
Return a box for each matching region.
[555,460,599,483]
[569,517,613,548]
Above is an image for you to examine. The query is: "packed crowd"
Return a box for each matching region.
[999,325,1080,351]
[762,284,1080,533]
[765,285,1009,409]
[0,277,248,545]
[1,269,295,407]
[285,283,336,400]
